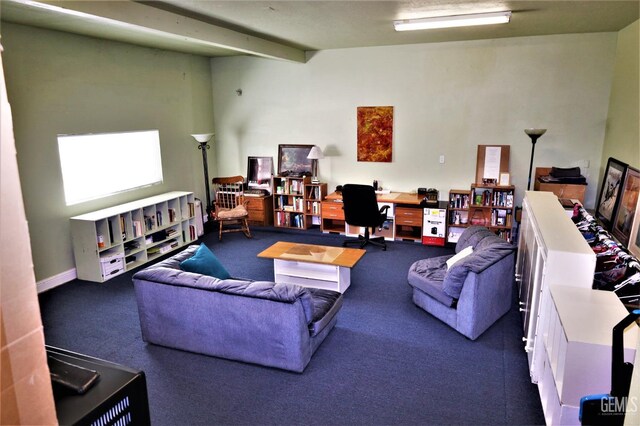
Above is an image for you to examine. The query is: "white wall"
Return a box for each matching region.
[211,32,618,208]
[602,20,639,171]
[2,23,213,281]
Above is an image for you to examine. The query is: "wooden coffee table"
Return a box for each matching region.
[257,241,366,293]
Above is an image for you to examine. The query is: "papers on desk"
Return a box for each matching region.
[375,189,391,194]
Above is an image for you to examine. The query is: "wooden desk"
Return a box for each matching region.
[322,191,428,242]
[324,191,423,205]
[534,167,587,204]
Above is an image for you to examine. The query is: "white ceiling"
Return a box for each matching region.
[1,1,638,62]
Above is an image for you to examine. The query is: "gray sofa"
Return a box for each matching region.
[407,226,516,340]
[132,245,343,372]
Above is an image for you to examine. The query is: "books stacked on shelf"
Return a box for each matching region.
[132,221,143,237]
[188,224,196,241]
[124,240,140,253]
[119,216,126,240]
[165,228,178,239]
[450,193,470,209]
[495,229,511,242]
[286,179,304,195]
[147,239,178,256]
[187,202,195,218]
[307,186,321,200]
[276,211,289,227]
[493,191,514,207]
[156,211,163,226]
[307,201,320,215]
[491,209,512,227]
[168,208,177,223]
[292,213,304,228]
[144,215,155,231]
[473,189,492,206]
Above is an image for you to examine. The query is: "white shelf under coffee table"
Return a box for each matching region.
[257,241,366,293]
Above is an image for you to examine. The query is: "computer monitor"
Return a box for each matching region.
[247,156,273,192]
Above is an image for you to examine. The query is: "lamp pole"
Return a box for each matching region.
[191,133,214,219]
[524,128,546,191]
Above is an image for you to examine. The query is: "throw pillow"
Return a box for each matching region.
[446,246,473,269]
[180,244,231,279]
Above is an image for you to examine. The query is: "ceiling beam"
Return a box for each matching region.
[5,0,306,63]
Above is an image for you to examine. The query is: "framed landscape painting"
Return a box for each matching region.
[277,144,314,176]
[612,167,640,247]
[595,157,627,230]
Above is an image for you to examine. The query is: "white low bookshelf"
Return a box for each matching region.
[70,191,197,282]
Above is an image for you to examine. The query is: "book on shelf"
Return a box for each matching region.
[132,220,142,237]
[119,216,126,240]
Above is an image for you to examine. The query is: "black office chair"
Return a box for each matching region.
[341,184,390,250]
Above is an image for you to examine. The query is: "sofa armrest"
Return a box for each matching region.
[454,252,515,340]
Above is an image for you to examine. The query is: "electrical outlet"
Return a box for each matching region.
[439,155,445,164]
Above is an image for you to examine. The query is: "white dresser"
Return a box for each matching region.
[516,191,597,382]
[537,285,637,425]
[516,191,639,425]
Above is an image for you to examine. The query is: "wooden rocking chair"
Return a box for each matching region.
[211,176,252,241]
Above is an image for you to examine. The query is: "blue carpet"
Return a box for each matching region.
[39,228,545,425]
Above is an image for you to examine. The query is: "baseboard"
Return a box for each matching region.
[37,268,77,293]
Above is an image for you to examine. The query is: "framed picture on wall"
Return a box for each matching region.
[628,195,640,259]
[277,144,314,177]
[595,157,627,230]
[612,167,640,247]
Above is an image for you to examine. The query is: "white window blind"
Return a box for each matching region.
[58,130,163,205]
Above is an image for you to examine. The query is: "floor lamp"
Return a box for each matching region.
[524,128,546,191]
[191,133,214,218]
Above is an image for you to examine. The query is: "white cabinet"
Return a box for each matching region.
[70,191,197,282]
[537,285,637,425]
[515,191,596,383]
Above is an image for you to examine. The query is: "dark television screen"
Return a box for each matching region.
[247,156,273,191]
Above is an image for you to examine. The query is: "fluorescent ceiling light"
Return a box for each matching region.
[394,11,512,31]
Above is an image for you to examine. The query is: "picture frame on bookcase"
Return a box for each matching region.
[277,144,314,177]
[595,157,627,230]
[628,194,640,259]
[612,166,640,247]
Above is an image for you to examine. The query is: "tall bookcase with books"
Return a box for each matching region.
[305,182,327,229]
[273,176,309,229]
[272,176,327,230]
[469,184,515,242]
[70,191,197,282]
[447,185,515,243]
[447,189,471,243]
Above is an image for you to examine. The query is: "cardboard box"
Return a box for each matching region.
[100,253,125,279]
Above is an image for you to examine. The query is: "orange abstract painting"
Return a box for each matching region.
[357,106,393,162]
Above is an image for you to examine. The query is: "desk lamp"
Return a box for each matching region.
[191,133,214,218]
[307,146,324,184]
[524,128,546,191]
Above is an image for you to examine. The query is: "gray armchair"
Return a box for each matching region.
[407,226,516,340]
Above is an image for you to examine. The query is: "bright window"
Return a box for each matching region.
[58,130,163,205]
